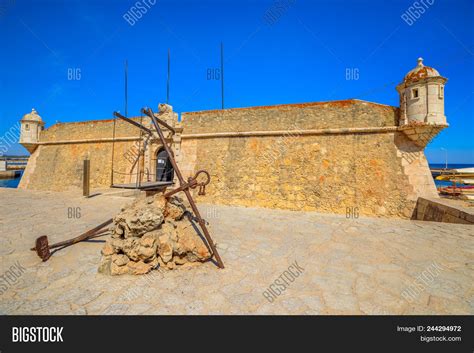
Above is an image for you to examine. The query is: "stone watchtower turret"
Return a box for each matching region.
[396,58,448,147]
[19,108,45,153]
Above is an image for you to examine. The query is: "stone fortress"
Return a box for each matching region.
[18,58,448,218]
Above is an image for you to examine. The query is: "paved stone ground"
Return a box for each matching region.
[0,188,473,315]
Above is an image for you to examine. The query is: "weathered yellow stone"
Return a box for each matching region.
[18,100,439,219]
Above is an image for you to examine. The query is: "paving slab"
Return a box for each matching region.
[0,188,472,315]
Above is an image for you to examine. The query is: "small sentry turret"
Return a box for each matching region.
[19,108,45,153]
[396,57,447,126]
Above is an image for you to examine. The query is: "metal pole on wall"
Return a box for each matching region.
[167,49,170,104]
[83,159,90,197]
[441,148,448,169]
[221,42,224,110]
[110,117,116,187]
[125,59,128,117]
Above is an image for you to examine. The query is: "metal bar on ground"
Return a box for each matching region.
[31,218,113,261]
[47,218,113,249]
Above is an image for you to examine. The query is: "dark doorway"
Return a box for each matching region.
[156,148,174,182]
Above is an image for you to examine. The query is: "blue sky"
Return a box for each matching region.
[0,0,472,163]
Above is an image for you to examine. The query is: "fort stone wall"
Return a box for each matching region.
[179,100,435,218]
[19,100,438,218]
[18,119,145,191]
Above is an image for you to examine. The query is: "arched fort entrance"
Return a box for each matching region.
[156,147,174,182]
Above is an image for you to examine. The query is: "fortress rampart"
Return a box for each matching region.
[18,117,152,191]
[179,100,438,218]
[19,99,441,218]
[18,59,449,218]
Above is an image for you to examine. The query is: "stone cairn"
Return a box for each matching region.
[98,194,211,275]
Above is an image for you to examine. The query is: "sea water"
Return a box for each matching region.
[0,171,23,188]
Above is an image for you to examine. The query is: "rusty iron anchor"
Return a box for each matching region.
[31,219,113,262]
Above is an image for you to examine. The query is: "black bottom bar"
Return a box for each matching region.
[0,316,472,352]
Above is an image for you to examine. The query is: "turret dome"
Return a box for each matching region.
[396,57,447,127]
[403,58,441,84]
[21,108,44,124]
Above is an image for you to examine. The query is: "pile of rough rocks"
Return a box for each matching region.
[98,194,211,275]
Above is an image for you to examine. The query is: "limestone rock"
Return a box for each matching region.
[175,220,211,261]
[112,254,129,267]
[101,241,115,256]
[120,238,140,261]
[166,261,176,270]
[165,198,186,220]
[113,194,166,238]
[157,234,173,263]
[111,262,130,275]
[98,194,213,275]
[98,256,112,275]
[127,261,153,275]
